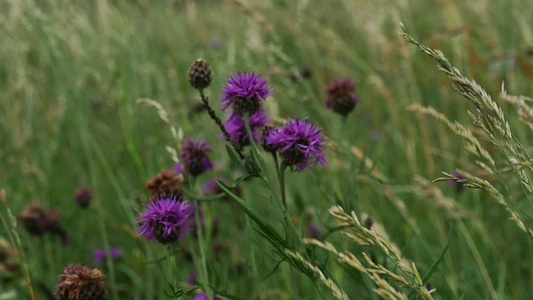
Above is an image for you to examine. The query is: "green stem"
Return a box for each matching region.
[313,279,328,300]
[199,89,244,160]
[245,214,262,299]
[190,177,213,299]
[279,163,288,209]
[166,246,173,284]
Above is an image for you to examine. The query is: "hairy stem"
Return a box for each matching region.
[199,89,245,160]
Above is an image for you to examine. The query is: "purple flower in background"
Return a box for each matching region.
[221,72,272,116]
[307,223,325,239]
[195,293,229,300]
[202,179,242,199]
[93,248,122,264]
[188,270,199,285]
[224,110,269,147]
[75,187,92,208]
[177,139,214,177]
[447,172,467,192]
[266,118,327,171]
[325,78,359,117]
[138,197,194,244]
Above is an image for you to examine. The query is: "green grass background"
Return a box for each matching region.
[1,0,533,299]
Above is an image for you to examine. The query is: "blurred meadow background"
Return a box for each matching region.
[2,0,533,299]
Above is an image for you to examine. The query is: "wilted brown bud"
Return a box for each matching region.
[75,187,92,208]
[188,59,213,90]
[56,264,107,300]
[145,170,184,200]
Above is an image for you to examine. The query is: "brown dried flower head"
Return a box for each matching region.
[56,264,107,300]
[19,204,62,236]
[325,78,359,117]
[188,59,213,90]
[145,169,184,199]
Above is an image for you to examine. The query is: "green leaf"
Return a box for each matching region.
[226,145,244,170]
[216,181,286,246]
[422,227,453,284]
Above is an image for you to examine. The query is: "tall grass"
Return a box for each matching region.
[2,0,533,299]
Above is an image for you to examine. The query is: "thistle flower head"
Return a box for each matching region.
[178,139,214,177]
[188,59,213,90]
[266,118,327,171]
[145,169,184,199]
[223,110,269,147]
[75,187,92,208]
[138,197,194,244]
[325,78,359,116]
[221,72,272,116]
[19,204,68,243]
[261,125,279,153]
[55,264,107,300]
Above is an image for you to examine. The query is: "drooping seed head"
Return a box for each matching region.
[188,59,213,90]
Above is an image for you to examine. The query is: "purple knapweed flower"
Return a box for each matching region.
[266,118,327,171]
[93,248,122,264]
[447,172,467,192]
[325,78,359,117]
[188,270,199,285]
[202,179,242,199]
[307,223,325,239]
[223,110,269,147]
[137,197,194,244]
[195,293,229,300]
[176,139,214,177]
[221,72,272,116]
[75,187,92,208]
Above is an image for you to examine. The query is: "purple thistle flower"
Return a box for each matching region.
[223,110,269,147]
[137,197,194,244]
[221,72,272,116]
[447,172,467,192]
[178,139,214,177]
[93,248,122,264]
[266,118,327,171]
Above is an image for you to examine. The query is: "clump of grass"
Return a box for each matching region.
[402,24,533,238]
[306,205,433,300]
